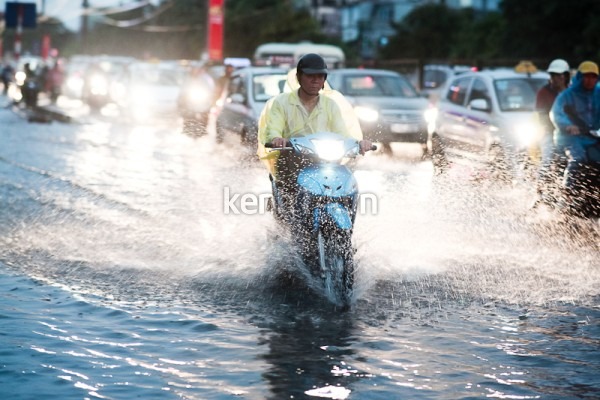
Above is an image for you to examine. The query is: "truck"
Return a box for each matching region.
[253,42,345,69]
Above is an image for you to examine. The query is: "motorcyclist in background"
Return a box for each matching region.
[214,63,234,105]
[532,58,570,207]
[21,63,40,108]
[550,61,600,209]
[1,62,15,95]
[257,53,372,215]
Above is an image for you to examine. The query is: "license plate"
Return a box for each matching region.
[390,123,418,133]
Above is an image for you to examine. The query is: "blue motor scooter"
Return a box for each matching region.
[266,131,375,307]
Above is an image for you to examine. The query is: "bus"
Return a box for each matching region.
[253,42,345,69]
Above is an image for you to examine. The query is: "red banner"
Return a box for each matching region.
[207,0,224,61]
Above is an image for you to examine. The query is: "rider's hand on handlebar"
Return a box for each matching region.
[566,125,580,135]
[271,137,288,148]
[359,139,374,155]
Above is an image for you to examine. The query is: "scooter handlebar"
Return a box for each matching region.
[265,141,377,151]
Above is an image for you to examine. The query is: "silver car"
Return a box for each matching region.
[326,68,430,154]
[216,66,290,145]
[429,68,549,178]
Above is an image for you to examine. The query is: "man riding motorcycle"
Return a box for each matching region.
[257,53,372,217]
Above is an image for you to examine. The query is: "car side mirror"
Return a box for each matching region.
[229,93,245,104]
[469,98,490,112]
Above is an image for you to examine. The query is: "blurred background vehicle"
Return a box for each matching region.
[253,42,345,69]
[419,64,473,102]
[215,66,290,145]
[63,55,133,103]
[113,60,186,122]
[62,55,94,99]
[326,68,431,156]
[429,65,549,179]
[177,63,216,136]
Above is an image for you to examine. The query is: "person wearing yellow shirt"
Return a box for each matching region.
[257,53,372,217]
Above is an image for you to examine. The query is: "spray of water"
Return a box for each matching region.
[1,126,597,310]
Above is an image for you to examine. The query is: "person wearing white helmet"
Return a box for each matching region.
[550,60,600,212]
[532,58,570,207]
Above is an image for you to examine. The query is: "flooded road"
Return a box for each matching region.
[0,104,598,399]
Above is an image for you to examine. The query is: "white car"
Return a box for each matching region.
[216,66,290,144]
[113,61,186,122]
[429,67,549,178]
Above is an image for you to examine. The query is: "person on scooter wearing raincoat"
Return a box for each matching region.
[532,58,570,207]
[257,53,372,216]
[550,60,600,209]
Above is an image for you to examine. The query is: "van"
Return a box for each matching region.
[253,42,345,69]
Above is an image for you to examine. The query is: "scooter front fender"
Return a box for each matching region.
[313,203,353,231]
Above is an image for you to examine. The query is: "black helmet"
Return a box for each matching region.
[297,53,328,75]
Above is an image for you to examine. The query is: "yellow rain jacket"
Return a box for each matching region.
[257,73,363,177]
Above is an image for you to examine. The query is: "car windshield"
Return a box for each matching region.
[424,69,448,89]
[342,74,418,98]
[494,78,546,111]
[253,73,289,101]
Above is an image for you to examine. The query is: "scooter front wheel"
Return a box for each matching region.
[316,229,354,308]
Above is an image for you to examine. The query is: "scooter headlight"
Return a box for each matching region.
[514,121,542,148]
[15,71,26,86]
[187,85,211,106]
[311,139,346,161]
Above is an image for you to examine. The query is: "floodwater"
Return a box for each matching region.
[0,105,599,399]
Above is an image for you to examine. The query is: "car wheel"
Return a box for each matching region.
[430,134,448,174]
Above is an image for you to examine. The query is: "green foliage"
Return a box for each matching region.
[223,0,327,58]
[6,0,600,65]
[393,4,467,59]
[378,0,600,64]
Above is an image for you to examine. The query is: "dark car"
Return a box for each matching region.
[215,66,290,145]
[326,68,431,155]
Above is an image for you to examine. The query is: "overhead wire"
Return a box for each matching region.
[97,0,203,33]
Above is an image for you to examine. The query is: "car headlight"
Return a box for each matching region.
[89,74,108,95]
[311,139,346,161]
[513,121,542,148]
[15,71,26,86]
[354,106,379,123]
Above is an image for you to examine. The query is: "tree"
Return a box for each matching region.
[223,0,328,59]
[378,4,468,61]
[499,0,600,62]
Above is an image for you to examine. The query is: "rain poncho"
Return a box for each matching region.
[551,70,600,187]
[551,70,600,156]
[257,69,363,177]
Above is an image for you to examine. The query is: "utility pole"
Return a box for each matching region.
[81,0,89,53]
